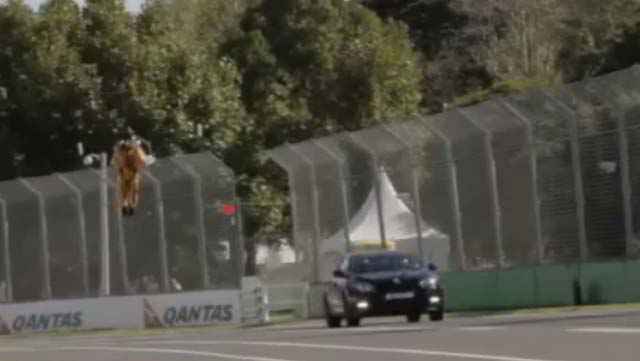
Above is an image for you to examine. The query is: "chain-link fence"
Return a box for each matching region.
[0,152,242,303]
[267,65,640,283]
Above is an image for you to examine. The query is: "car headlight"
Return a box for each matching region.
[350,281,375,293]
[419,277,439,289]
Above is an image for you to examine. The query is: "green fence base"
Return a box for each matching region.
[443,261,640,312]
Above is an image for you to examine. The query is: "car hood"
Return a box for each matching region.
[353,269,432,283]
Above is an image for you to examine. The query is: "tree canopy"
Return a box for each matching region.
[0,0,639,246]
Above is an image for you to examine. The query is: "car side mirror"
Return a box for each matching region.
[427,263,438,271]
[333,270,347,278]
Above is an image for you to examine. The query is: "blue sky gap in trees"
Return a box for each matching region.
[25,0,143,12]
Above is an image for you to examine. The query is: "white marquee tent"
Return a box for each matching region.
[318,170,450,281]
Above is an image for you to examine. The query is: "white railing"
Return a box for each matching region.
[241,277,270,325]
[265,282,310,318]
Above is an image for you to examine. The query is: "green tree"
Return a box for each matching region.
[0,0,100,178]
[362,0,492,113]
[132,0,247,156]
[231,0,422,146]
[0,0,35,178]
[559,0,640,80]
[226,0,422,252]
[80,0,137,151]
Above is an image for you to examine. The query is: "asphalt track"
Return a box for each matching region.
[0,308,639,361]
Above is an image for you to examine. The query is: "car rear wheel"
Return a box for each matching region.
[429,310,444,321]
[406,311,421,323]
[346,317,361,327]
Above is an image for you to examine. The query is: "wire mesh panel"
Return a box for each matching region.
[462,100,538,267]
[177,153,241,290]
[23,176,87,299]
[344,132,388,250]
[628,124,640,257]
[106,168,132,295]
[0,152,241,303]
[338,134,379,248]
[413,119,465,270]
[290,142,341,242]
[290,141,344,283]
[147,158,201,292]
[386,119,454,270]
[0,180,46,301]
[620,68,640,257]
[62,170,111,296]
[584,65,640,112]
[268,146,316,283]
[574,66,640,258]
[430,111,498,270]
[350,125,418,254]
[561,83,626,260]
[505,90,582,263]
[119,168,164,294]
[0,198,11,302]
[352,122,454,266]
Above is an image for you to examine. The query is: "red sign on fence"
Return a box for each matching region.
[221,203,237,216]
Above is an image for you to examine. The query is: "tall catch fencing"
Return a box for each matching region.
[266,65,640,284]
[0,152,243,303]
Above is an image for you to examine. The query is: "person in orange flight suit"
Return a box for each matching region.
[112,136,152,216]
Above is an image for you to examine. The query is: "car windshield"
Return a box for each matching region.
[349,254,422,273]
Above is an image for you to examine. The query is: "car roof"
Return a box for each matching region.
[347,250,409,258]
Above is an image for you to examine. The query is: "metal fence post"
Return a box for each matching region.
[349,136,387,248]
[545,92,589,262]
[234,197,245,286]
[287,145,320,283]
[97,169,130,294]
[57,174,90,297]
[144,171,170,292]
[314,140,352,253]
[458,109,505,269]
[98,153,111,296]
[616,114,634,257]
[173,159,210,289]
[114,192,131,293]
[0,198,13,302]
[267,150,304,274]
[19,179,52,299]
[500,100,545,264]
[383,124,425,260]
[427,125,466,270]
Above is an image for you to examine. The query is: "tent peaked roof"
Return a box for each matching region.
[348,169,420,242]
[321,168,442,251]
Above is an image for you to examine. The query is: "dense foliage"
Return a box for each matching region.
[1,0,639,247]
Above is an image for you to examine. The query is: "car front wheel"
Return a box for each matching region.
[326,314,341,328]
[346,317,361,327]
[429,310,444,321]
[324,298,342,328]
[406,311,421,323]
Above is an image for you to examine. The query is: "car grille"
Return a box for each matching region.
[373,279,417,293]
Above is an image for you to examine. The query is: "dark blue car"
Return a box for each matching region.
[324,251,444,328]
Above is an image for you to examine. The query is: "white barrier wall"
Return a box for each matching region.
[0,290,241,334]
[0,296,141,334]
[142,290,240,328]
